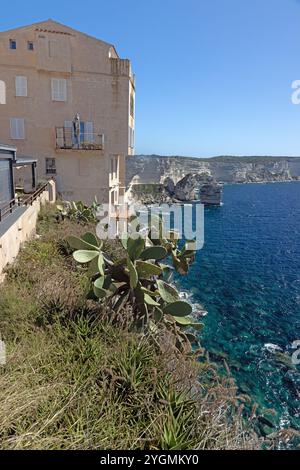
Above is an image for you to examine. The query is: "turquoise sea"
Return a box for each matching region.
[176,182,300,433]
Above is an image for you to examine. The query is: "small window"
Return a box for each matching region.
[0,80,6,104]
[128,126,135,149]
[15,76,28,97]
[10,118,25,139]
[110,156,119,179]
[46,158,56,175]
[130,94,135,118]
[51,78,67,102]
[27,41,34,51]
[9,39,16,50]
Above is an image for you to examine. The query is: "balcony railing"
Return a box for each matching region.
[55,127,104,151]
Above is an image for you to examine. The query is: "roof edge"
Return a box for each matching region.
[0,19,119,56]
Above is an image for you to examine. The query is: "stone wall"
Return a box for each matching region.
[0,180,56,281]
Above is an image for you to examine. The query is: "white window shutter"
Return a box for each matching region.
[0,80,6,104]
[51,78,67,101]
[18,119,25,139]
[64,120,73,146]
[60,79,67,101]
[10,119,17,138]
[15,76,27,97]
[10,118,25,139]
[51,79,58,100]
[84,121,94,142]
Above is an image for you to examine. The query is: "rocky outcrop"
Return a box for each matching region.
[127,172,222,206]
[126,155,300,186]
[163,176,175,194]
[199,183,223,206]
[173,173,214,201]
[126,183,173,205]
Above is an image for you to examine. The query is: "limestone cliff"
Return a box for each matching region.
[126,155,300,186]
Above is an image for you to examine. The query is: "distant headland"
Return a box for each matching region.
[126,154,300,185]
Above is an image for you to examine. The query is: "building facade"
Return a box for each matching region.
[0,19,135,204]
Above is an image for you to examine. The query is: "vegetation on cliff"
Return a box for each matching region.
[0,204,266,449]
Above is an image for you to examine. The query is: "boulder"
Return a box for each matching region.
[174,172,220,204]
[163,177,175,195]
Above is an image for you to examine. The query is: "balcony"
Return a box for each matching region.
[55,127,104,151]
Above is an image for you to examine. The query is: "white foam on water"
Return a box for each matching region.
[263,343,283,353]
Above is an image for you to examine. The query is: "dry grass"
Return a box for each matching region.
[0,203,262,450]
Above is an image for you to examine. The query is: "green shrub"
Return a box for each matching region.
[56,198,101,225]
[66,216,202,352]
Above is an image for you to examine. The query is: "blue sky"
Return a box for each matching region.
[1,0,300,157]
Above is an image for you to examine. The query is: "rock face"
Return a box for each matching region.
[126,155,300,186]
[199,183,223,205]
[173,173,215,201]
[163,176,175,195]
[127,173,222,206]
[126,183,173,205]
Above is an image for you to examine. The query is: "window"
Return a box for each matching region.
[51,78,67,102]
[0,81,6,104]
[10,118,25,139]
[83,122,94,143]
[46,158,56,175]
[110,189,119,206]
[64,120,94,144]
[128,127,135,149]
[9,39,16,50]
[15,76,28,97]
[130,94,135,118]
[110,156,119,180]
[27,41,34,51]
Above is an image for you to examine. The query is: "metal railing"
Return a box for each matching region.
[55,127,104,151]
[23,182,49,206]
[0,199,19,223]
[0,182,49,223]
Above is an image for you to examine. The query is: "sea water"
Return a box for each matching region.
[176,182,300,433]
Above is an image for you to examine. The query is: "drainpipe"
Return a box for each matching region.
[32,162,37,190]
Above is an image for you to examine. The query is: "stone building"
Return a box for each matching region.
[0,19,135,204]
